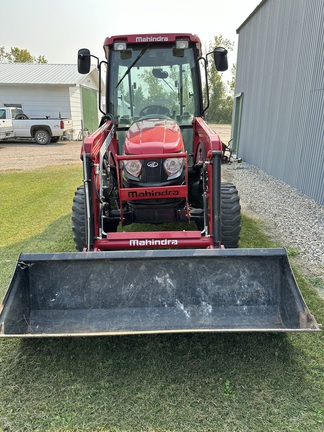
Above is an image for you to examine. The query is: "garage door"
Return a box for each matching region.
[81,87,99,134]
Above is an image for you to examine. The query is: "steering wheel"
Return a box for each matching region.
[139,105,171,118]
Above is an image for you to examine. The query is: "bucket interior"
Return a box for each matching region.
[0,249,319,336]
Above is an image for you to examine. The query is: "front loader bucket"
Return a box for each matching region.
[0,249,320,337]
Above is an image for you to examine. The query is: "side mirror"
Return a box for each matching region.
[214,47,228,72]
[78,48,91,74]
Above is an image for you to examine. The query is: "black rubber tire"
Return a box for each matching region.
[34,129,51,145]
[72,186,87,251]
[71,185,119,251]
[221,183,241,248]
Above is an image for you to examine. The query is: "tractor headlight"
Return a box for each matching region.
[124,159,142,177]
[163,158,184,178]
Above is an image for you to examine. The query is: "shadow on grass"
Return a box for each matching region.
[18,332,303,386]
[1,331,320,431]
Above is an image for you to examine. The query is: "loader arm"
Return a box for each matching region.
[193,118,223,245]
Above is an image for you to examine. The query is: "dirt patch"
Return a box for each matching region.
[209,123,231,144]
[0,140,82,172]
[0,125,232,172]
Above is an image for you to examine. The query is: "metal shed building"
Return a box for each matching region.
[0,63,105,139]
[233,0,323,205]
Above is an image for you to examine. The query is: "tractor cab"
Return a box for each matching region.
[104,34,204,155]
[78,34,228,156]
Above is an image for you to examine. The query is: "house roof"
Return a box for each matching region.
[0,63,97,85]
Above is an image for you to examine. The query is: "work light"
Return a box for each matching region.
[175,40,189,50]
[114,42,127,51]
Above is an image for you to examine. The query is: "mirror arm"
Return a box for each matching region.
[91,54,100,68]
[98,60,107,115]
[201,57,210,115]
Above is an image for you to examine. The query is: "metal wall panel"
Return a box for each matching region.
[235,0,324,205]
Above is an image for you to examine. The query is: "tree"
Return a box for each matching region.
[206,35,234,124]
[229,63,236,94]
[0,46,5,62]
[0,47,48,63]
[35,55,48,64]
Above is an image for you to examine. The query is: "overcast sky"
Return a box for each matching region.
[1,0,260,65]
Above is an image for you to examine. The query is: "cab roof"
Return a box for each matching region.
[103,33,202,57]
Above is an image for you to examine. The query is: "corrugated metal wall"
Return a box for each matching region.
[235,0,324,205]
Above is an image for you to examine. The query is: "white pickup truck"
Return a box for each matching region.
[0,106,73,144]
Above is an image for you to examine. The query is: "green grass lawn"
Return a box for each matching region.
[0,165,323,432]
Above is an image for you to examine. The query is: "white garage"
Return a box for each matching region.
[0,63,105,140]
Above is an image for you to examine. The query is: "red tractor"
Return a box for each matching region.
[73,34,240,252]
[0,34,319,337]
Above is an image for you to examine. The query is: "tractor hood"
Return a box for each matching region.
[124,118,184,155]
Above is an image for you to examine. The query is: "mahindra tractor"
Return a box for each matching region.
[0,34,319,337]
[71,34,240,252]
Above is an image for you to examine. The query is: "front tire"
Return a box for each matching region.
[72,185,119,251]
[221,183,241,248]
[34,129,51,145]
[72,186,86,251]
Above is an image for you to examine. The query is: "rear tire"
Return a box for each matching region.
[221,183,241,248]
[72,186,87,251]
[34,129,51,145]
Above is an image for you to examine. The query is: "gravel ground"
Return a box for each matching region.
[1,137,323,295]
[223,162,324,294]
[0,140,81,171]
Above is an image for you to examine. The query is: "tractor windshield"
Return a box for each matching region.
[108,45,201,127]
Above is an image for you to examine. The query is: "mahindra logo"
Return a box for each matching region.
[147,161,159,168]
[130,239,178,246]
[135,36,169,42]
[128,190,179,198]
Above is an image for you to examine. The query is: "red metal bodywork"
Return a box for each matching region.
[124,119,184,155]
[104,33,201,45]
[103,33,202,58]
[82,117,223,251]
